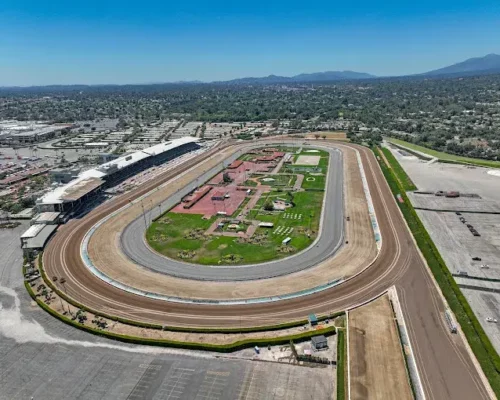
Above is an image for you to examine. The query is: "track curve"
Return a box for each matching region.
[119,146,344,281]
[42,140,491,400]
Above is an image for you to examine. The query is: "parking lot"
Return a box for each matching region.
[0,225,334,400]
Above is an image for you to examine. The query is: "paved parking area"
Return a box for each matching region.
[392,155,500,355]
[0,226,334,400]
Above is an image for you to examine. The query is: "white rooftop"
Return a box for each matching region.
[38,175,104,204]
[142,137,199,156]
[37,137,199,206]
[21,224,45,239]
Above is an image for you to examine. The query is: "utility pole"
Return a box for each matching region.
[141,200,148,229]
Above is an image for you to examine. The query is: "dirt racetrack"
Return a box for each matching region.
[85,143,375,299]
[43,139,492,400]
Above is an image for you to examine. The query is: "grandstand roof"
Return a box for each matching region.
[38,176,104,204]
[22,224,58,249]
[38,137,199,206]
[142,137,199,156]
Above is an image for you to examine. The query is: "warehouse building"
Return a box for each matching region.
[36,137,200,214]
[0,124,73,144]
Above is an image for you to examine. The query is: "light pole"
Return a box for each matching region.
[141,200,147,229]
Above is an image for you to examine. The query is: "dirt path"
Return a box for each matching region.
[349,295,413,400]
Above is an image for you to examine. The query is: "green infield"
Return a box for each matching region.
[301,174,326,191]
[257,174,296,187]
[146,148,329,265]
[388,138,500,169]
[147,190,324,265]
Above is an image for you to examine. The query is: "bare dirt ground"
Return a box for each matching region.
[295,155,320,166]
[87,145,377,300]
[349,295,412,400]
[307,131,348,140]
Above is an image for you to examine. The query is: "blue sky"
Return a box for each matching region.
[1,0,500,85]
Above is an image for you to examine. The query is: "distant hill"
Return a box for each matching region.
[221,70,376,84]
[423,54,500,76]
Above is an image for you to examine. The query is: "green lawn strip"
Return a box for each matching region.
[257,174,295,187]
[375,147,500,395]
[337,329,347,400]
[388,138,500,169]
[378,147,417,191]
[241,179,258,187]
[36,254,343,334]
[301,174,326,191]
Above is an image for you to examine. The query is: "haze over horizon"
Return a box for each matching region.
[1,0,500,86]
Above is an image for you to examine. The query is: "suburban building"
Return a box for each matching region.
[49,167,81,184]
[311,335,328,350]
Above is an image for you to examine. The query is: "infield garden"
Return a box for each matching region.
[146,148,330,265]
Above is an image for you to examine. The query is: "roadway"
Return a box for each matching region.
[43,140,491,399]
[119,147,344,281]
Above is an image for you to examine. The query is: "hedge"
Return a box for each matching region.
[375,147,500,395]
[25,277,336,351]
[337,329,346,400]
[37,255,343,334]
[378,147,417,191]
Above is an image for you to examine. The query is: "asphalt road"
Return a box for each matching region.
[43,140,492,399]
[120,147,344,281]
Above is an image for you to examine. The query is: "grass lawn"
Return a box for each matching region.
[147,190,324,265]
[301,174,326,190]
[241,179,258,187]
[146,147,329,266]
[379,147,417,191]
[337,329,347,400]
[388,138,500,169]
[257,174,296,187]
[237,154,255,161]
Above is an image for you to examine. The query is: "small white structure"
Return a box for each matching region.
[282,237,291,245]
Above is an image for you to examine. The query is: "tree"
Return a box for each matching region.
[314,134,320,140]
[264,201,274,211]
[322,135,326,140]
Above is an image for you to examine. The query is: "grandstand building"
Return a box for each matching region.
[36,137,200,214]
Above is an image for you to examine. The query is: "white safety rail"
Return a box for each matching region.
[388,287,426,400]
[78,141,379,305]
[356,151,382,249]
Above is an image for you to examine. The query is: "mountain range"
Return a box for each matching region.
[221,71,376,84]
[2,54,500,89]
[421,53,500,77]
[215,53,500,84]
